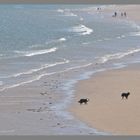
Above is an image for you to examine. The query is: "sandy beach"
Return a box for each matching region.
[114,5,140,22]
[70,5,140,135]
[70,65,140,135]
[0,4,140,135]
[101,5,140,22]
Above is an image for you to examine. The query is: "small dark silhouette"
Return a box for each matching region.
[124,12,127,17]
[97,7,101,10]
[121,92,130,99]
[112,12,117,17]
[78,98,89,104]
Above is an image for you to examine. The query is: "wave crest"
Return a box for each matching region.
[99,48,140,63]
[71,24,93,36]
[15,47,57,57]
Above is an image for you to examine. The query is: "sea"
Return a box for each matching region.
[0,4,140,135]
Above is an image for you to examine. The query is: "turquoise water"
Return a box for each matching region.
[0,4,140,91]
[0,4,140,135]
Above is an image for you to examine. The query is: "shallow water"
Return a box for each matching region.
[0,4,140,135]
[0,4,140,91]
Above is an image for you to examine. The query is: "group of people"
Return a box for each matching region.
[97,7,101,11]
[112,11,127,17]
[96,7,127,18]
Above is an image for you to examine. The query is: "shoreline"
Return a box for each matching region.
[0,5,140,135]
[70,63,140,135]
[69,5,140,135]
[0,63,106,135]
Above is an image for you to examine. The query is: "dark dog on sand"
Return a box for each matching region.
[78,98,89,104]
[121,92,130,99]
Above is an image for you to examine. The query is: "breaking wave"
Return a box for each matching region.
[99,48,140,63]
[15,47,57,57]
[70,24,93,35]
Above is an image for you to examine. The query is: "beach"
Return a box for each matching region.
[70,65,140,135]
[0,4,140,135]
[70,5,140,135]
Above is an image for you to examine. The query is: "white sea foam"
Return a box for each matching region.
[29,38,66,49]
[15,47,57,57]
[116,36,121,39]
[66,63,92,71]
[0,63,92,92]
[117,35,126,39]
[129,32,140,37]
[80,17,84,21]
[65,12,77,17]
[129,21,140,30]
[58,37,66,41]
[57,8,78,17]
[121,35,126,38]
[96,35,126,42]
[82,42,90,45]
[71,24,93,35]
[4,48,140,92]
[64,9,78,17]
[100,48,140,63]
[45,37,67,45]
[14,59,69,77]
[25,47,57,57]
[57,9,64,13]
[3,59,70,79]
[3,47,140,91]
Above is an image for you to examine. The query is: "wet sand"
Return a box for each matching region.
[0,5,140,135]
[101,5,140,23]
[0,76,64,135]
[0,69,103,135]
[70,64,140,135]
[70,5,140,135]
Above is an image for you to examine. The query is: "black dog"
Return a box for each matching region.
[78,98,89,104]
[121,92,130,99]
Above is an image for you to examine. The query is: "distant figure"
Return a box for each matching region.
[114,12,117,17]
[78,98,89,104]
[124,12,127,17]
[121,92,130,99]
[112,12,117,17]
[121,12,123,17]
[97,7,101,11]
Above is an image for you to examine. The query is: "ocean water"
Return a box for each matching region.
[0,4,140,91]
[0,4,140,135]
